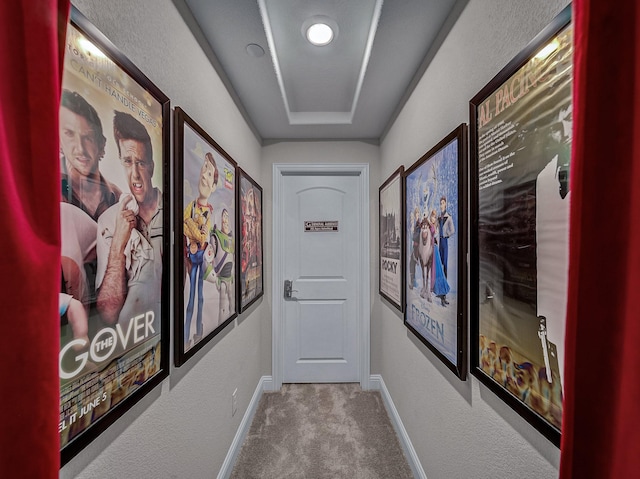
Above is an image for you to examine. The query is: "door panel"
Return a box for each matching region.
[283,174,359,382]
[298,301,346,359]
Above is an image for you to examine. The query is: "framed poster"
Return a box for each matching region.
[174,107,238,366]
[59,7,170,465]
[238,168,264,312]
[404,124,467,379]
[379,166,404,311]
[469,5,572,446]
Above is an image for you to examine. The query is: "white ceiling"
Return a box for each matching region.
[174,0,467,143]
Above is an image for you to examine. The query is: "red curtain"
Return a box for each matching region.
[0,0,69,476]
[560,1,640,478]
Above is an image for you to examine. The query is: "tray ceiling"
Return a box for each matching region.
[177,0,466,143]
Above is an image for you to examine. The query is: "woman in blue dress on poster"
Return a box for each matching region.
[429,209,450,306]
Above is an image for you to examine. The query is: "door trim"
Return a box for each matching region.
[272,163,370,390]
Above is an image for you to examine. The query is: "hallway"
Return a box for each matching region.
[230,384,413,478]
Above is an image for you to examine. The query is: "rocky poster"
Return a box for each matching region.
[379,167,403,311]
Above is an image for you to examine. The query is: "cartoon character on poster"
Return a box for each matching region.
[182,124,235,351]
[405,140,459,365]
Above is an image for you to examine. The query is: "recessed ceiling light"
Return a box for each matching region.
[301,16,339,47]
[306,23,334,46]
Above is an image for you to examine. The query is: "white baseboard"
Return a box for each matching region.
[370,374,427,479]
[262,376,274,392]
[217,375,273,479]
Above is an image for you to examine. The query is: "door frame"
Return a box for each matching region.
[272,163,370,391]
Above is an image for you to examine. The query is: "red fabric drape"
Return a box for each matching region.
[560,1,640,477]
[0,0,69,476]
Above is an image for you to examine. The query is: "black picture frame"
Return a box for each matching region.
[237,168,264,312]
[379,166,404,312]
[174,107,238,367]
[403,124,467,380]
[469,5,572,447]
[59,6,170,466]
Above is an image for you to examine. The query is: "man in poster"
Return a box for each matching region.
[474,24,573,430]
[437,196,455,305]
[536,103,572,390]
[60,89,122,220]
[96,111,163,334]
[59,89,122,348]
[58,19,168,456]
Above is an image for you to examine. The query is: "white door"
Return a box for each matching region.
[281,173,361,383]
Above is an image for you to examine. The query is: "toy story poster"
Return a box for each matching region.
[179,116,237,357]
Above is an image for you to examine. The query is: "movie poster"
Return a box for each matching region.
[379,167,403,310]
[239,171,264,312]
[59,16,167,456]
[474,23,573,432]
[404,131,462,372]
[181,121,236,353]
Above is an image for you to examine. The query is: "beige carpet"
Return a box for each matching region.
[230,383,414,479]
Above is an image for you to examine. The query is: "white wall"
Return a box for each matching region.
[376,1,570,478]
[60,1,268,478]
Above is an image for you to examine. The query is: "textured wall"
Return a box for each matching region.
[60,1,266,478]
[376,1,570,478]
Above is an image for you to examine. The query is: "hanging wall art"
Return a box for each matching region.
[379,166,404,312]
[59,6,170,465]
[469,5,572,446]
[404,124,467,379]
[174,107,238,366]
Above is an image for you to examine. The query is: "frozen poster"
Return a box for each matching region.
[404,126,466,378]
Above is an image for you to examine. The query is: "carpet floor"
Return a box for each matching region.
[229,383,414,479]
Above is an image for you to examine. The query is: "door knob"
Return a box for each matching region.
[284,279,298,299]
